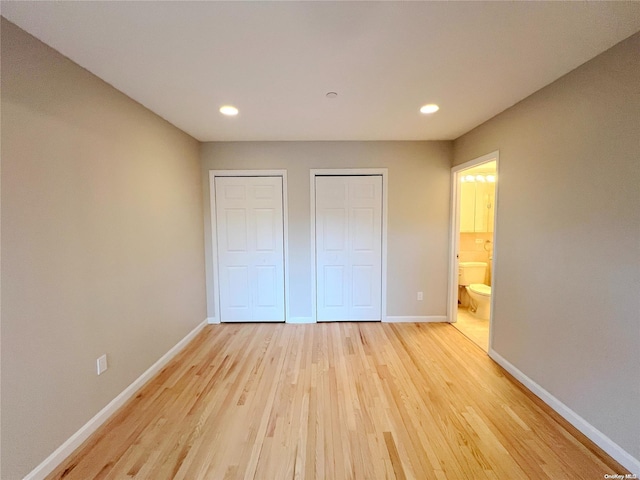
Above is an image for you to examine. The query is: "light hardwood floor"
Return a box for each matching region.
[47,323,627,479]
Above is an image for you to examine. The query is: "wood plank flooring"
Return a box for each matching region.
[46,323,628,479]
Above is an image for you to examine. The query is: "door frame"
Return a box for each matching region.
[310,168,388,323]
[209,170,290,323]
[448,151,499,351]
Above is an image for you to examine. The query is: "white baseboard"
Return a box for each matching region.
[489,349,640,476]
[384,315,448,323]
[24,319,208,480]
[287,317,315,324]
[207,316,219,324]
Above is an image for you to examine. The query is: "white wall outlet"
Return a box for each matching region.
[97,354,108,375]
[475,238,484,244]
[417,291,423,301]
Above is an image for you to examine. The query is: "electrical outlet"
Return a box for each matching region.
[417,291,423,301]
[475,238,484,244]
[97,354,108,375]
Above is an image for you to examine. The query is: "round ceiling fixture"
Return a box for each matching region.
[219,105,239,116]
[420,104,439,114]
[326,92,338,98]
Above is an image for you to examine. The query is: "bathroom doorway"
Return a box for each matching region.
[448,152,499,352]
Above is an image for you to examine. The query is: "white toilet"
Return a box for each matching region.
[458,262,492,320]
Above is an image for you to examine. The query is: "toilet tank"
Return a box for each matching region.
[459,262,487,285]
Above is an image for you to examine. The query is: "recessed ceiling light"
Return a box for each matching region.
[219,105,238,116]
[420,104,439,114]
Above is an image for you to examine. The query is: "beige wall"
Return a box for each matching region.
[201,141,452,321]
[454,33,640,460]
[1,19,206,479]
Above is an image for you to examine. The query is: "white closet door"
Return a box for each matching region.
[316,175,382,321]
[215,176,285,322]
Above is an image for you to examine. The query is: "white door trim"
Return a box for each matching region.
[310,168,388,323]
[209,170,289,323]
[448,151,499,351]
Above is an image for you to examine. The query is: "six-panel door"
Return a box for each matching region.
[215,176,285,322]
[315,175,383,321]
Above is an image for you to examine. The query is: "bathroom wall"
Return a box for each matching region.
[458,163,496,286]
[458,232,493,284]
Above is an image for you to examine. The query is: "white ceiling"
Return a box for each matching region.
[2,1,640,142]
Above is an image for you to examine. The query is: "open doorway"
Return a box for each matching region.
[448,152,499,352]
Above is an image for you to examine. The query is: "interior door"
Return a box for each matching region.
[215,176,285,322]
[315,175,382,321]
